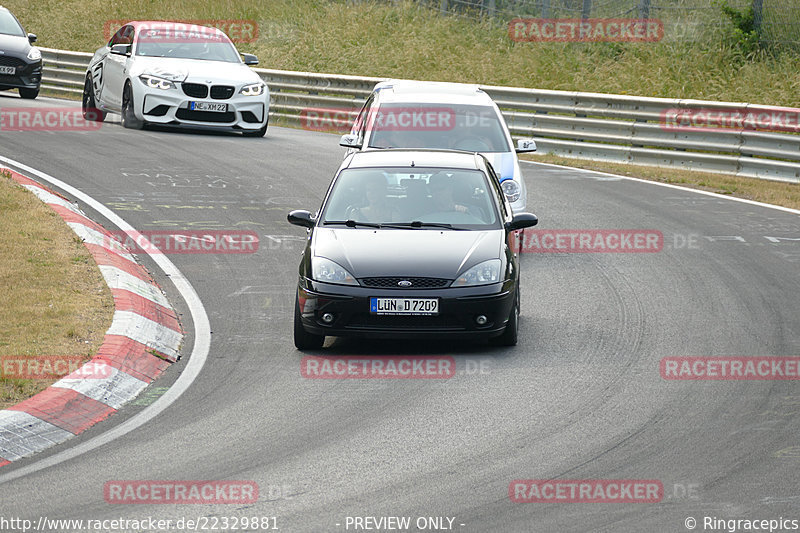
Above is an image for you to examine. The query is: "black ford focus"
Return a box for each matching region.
[0,6,41,99]
[288,149,538,349]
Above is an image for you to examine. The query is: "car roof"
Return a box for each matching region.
[344,149,487,171]
[373,79,494,106]
[122,20,227,36]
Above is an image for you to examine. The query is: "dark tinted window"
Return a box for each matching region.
[321,167,501,228]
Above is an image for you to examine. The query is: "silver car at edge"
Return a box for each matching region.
[339,79,536,212]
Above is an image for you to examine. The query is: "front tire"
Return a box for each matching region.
[490,287,519,347]
[19,87,39,99]
[121,83,143,129]
[82,77,106,122]
[243,118,268,137]
[294,297,325,350]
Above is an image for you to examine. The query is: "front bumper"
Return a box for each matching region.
[134,81,269,131]
[0,58,42,89]
[297,279,516,340]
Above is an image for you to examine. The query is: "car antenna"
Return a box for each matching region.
[410,160,415,167]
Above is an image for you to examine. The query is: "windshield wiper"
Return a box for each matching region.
[387,221,468,230]
[323,220,382,228]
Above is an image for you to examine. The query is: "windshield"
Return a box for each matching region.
[367,103,511,153]
[320,167,501,229]
[0,11,25,37]
[135,29,241,62]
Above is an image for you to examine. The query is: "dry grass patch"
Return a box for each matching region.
[0,171,114,409]
[521,154,800,210]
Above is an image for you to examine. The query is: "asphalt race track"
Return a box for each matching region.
[1,94,799,532]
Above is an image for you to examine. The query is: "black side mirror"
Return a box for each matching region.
[27,33,37,44]
[242,53,259,66]
[110,43,132,56]
[288,210,315,229]
[506,213,538,232]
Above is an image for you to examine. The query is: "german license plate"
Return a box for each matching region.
[190,102,227,112]
[0,66,15,75]
[370,297,438,315]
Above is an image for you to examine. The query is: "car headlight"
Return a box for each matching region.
[452,259,502,287]
[312,257,359,286]
[139,74,176,90]
[240,82,265,96]
[501,179,520,203]
[27,47,41,61]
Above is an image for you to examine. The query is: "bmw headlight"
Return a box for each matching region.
[501,179,520,203]
[240,82,265,96]
[27,47,41,61]
[312,257,358,286]
[452,259,502,287]
[139,74,176,90]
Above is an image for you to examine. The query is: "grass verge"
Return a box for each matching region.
[521,154,800,211]
[0,170,114,409]
[4,0,800,106]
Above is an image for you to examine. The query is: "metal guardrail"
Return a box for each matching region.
[40,47,800,183]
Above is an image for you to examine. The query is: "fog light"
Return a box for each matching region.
[475,315,488,326]
[321,312,335,324]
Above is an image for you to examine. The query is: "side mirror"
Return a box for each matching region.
[288,210,316,229]
[242,53,259,66]
[515,139,537,153]
[506,213,538,232]
[27,33,37,44]
[110,43,132,56]
[339,133,362,149]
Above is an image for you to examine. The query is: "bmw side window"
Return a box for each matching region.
[109,25,132,47]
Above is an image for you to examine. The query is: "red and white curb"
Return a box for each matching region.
[0,169,183,465]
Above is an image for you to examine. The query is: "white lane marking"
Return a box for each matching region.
[522,160,800,216]
[52,365,148,410]
[0,412,74,462]
[21,184,83,214]
[98,265,169,307]
[104,310,182,360]
[67,223,137,262]
[0,155,211,485]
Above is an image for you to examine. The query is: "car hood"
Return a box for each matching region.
[129,56,260,84]
[0,34,30,55]
[313,227,503,279]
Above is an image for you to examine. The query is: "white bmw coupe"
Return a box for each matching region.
[82,21,269,136]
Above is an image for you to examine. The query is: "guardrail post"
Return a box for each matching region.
[638,0,650,19]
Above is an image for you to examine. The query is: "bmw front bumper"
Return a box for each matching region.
[134,80,269,131]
